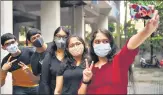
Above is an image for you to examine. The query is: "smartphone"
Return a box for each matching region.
[130,4,154,19]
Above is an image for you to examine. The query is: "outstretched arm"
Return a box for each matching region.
[128,8,159,50]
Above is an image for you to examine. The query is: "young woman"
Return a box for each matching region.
[78,7,159,94]
[54,36,93,94]
[38,26,70,95]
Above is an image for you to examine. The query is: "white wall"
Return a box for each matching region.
[1,1,13,94]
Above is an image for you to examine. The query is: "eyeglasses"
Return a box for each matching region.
[4,41,16,46]
[94,39,110,44]
[55,34,67,39]
[69,42,82,48]
[54,36,67,40]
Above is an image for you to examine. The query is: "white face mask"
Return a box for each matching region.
[93,43,112,57]
[6,43,18,54]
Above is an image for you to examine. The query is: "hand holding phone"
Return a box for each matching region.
[130,4,154,20]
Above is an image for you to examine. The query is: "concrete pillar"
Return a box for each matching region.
[73,6,85,39]
[41,1,60,43]
[97,15,108,30]
[91,23,97,33]
[1,1,13,94]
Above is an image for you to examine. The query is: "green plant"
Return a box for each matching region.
[108,23,115,32]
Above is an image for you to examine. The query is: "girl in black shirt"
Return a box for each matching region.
[38,26,70,95]
[55,35,92,94]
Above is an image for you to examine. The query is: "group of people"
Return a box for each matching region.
[0,6,159,95]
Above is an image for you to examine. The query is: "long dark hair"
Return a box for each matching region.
[65,35,89,69]
[90,29,135,92]
[50,26,70,57]
[90,29,117,63]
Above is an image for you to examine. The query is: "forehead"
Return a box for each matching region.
[31,33,41,38]
[69,37,81,44]
[4,39,15,44]
[94,32,108,40]
[56,29,67,36]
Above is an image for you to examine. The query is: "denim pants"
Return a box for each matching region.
[13,85,39,95]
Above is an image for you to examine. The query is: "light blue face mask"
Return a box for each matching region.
[93,43,111,57]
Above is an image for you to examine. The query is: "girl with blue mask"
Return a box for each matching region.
[78,8,159,94]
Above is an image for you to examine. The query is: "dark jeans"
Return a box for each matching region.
[13,86,39,95]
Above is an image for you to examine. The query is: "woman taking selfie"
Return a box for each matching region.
[78,7,159,94]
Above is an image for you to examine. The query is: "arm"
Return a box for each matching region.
[78,83,88,94]
[0,57,17,86]
[127,9,159,50]
[115,9,159,67]
[78,60,94,94]
[0,69,7,86]
[30,53,42,76]
[18,62,40,83]
[54,76,63,94]
[24,69,40,83]
[38,53,51,95]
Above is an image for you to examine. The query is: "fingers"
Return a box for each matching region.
[85,59,89,68]
[148,5,154,10]
[10,59,17,64]
[7,56,12,62]
[153,15,160,27]
[18,61,25,67]
[89,61,94,70]
[152,10,158,20]
[83,70,92,77]
[18,63,23,67]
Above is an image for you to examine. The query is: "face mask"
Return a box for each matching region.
[6,43,18,54]
[69,44,84,57]
[54,37,66,49]
[33,37,44,48]
[93,43,111,57]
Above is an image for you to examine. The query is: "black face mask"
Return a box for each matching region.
[33,37,44,47]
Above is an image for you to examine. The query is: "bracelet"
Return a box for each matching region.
[82,80,91,85]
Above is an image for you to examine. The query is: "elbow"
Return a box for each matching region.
[32,80,39,84]
[127,43,138,50]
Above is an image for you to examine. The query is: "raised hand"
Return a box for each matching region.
[2,57,17,71]
[83,59,94,83]
[145,5,159,33]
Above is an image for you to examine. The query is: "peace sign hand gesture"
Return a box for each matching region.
[82,59,94,83]
[2,58,17,71]
[18,62,30,73]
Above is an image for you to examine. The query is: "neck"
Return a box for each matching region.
[56,48,64,54]
[55,48,64,61]
[11,49,21,57]
[74,56,82,66]
[95,57,108,67]
[36,43,47,53]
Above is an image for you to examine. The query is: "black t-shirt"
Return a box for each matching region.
[1,47,34,72]
[57,62,84,94]
[38,52,65,95]
[30,42,53,76]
